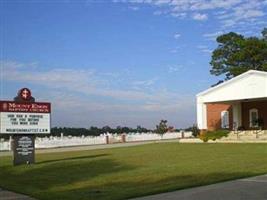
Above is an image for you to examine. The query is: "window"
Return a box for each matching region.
[249,108,258,128]
[221,110,229,129]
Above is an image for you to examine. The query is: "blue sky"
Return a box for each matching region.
[1,0,267,129]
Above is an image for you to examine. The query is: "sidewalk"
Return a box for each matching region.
[130,174,267,200]
[0,188,36,200]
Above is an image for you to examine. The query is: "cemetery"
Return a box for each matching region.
[0,131,193,151]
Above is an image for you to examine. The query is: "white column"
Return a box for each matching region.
[197,99,207,130]
[232,102,242,130]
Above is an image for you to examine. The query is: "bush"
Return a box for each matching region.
[192,125,200,137]
[184,124,200,137]
[199,129,230,142]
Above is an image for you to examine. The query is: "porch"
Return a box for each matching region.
[205,98,267,131]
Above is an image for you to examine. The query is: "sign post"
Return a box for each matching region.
[0,88,51,165]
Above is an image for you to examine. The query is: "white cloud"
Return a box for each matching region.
[215,1,266,27]
[192,13,208,21]
[1,60,196,128]
[114,0,267,32]
[170,49,178,53]
[168,66,183,73]
[174,33,181,39]
[36,89,195,128]
[0,60,38,69]
[153,0,172,5]
[1,60,189,106]
[170,12,187,18]
[1,61,152,101]
[128,6,139,10]
[197,45,212,54]
[189,0,242,11]
[203,31,224,40]
[153,10,162,15]
[132,78,158,87]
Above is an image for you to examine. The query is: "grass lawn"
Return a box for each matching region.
[1,143,267,200]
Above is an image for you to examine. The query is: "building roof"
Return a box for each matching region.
[196,70,267,103]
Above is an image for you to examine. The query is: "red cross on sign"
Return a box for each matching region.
[19,88,31,100]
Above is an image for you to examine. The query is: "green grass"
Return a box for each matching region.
[1,143,267,200]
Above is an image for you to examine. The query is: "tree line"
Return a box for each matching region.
[0,120,186,140]
[51,126,153,137]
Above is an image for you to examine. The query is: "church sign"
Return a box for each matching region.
[0,101,51,134]
[0,88,51,165]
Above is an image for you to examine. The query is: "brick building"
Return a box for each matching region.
[196,70,267,132]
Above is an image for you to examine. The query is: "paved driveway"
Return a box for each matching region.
[0,188,36,200]
[131,174,267,200]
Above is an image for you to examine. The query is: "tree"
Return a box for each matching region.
[210,28,267,80]
[116,126,123,134]
[136,125,150,133]
[89,126,101,136]
[186,124,200,137]
[102,126,112,134]
[136,125,143,133]
[262,28,267,40]
[155,120,168,139]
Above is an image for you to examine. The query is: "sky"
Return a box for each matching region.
[1,0,267,129]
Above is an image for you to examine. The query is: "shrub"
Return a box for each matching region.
[184,124,200,137]
[199,129,230,142]
[192,125,200,137]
